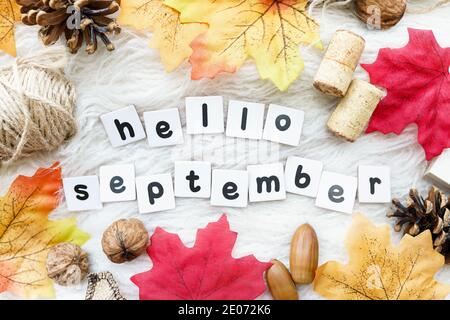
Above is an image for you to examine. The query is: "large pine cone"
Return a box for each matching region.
[388,186,450,262]
[17,0,121,54]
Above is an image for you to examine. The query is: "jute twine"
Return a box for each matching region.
[0,46,76,164]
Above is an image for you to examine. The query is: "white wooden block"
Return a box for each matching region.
[225,100,265,140]
[285,156,323,198]
[63,176,103,211]
[248,163,286,202]
[174,161,211,198]
[143,108,184,147]
[315,171,357,214]
[100,105,146,147]
[262,104,305,146]
[211,169,249,208]
[358,165,391,203]
[425,149,450,189]
[99,164,136,202]
[136,174,175,213]
[186,96,224,134]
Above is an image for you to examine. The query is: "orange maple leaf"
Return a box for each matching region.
[118,0,207,72]
[0,0,21,56]
[314,214,450,300]
[164,0,321,91]
[0,163,89,298]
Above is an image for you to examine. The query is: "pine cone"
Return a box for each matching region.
[17,0,121,54]
[388,186,450,262]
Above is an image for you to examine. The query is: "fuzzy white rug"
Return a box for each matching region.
[0,3,449,300]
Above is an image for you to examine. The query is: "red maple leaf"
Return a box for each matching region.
[362,28,450,160]
[131,215,271,300]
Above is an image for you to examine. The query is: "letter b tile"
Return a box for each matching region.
[285,156,323,198]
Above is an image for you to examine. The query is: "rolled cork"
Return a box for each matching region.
[327,79,384,142]
[313,30,365,97]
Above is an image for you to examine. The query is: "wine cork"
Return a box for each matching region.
[327,79,384,142]
[313,30,365,97]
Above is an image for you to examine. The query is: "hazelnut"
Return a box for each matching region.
[102,218,149,263]
[353,0,407,29]
[46,242,89,286]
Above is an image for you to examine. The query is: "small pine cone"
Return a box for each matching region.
[388,186,450,263]
[17,0,121,54]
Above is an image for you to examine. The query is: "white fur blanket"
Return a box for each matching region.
[0,3,449,300]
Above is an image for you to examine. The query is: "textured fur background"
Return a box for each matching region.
[0,4,449,300]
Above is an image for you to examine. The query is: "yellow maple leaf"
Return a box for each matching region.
[0,0,21,56]
[118,0,207,72]
[164,0,321,91]
[0,163,89,299]
[313,214,450,300]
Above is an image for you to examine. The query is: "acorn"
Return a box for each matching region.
[266,259,298,300]
[289,224,319,284]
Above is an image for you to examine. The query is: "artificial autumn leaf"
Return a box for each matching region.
[118,0,207,72]
[313,214,450,300]
[132,214,271,300]
[0,0,21,56]
[164,0,321,91]
[0,163,89,299]
[362,28,450,161]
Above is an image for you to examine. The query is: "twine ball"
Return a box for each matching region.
[0,47,76,164]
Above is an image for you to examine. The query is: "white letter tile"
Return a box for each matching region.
[136,174,175,214]
[248,163,286,202]
[174,161,211,198]
[358,165,391,203]
[99,164,136,202]
[100,105,146,147]
[144,108,184,147]
[262,104,304,146]
[211,169,249,208]
[226,100,265,140]
[425,149,450,189]
[63,176,103,211]
[285,156,323,198]
[186,96,224,134]
[315,171,357,214]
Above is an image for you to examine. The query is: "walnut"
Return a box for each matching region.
[353,0,407,29]
[102,218,149,264]
[46,242,89,286]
